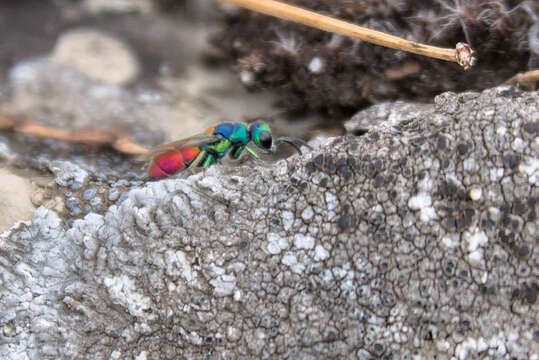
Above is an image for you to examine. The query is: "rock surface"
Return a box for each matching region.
[0,87,537,359]
[0,169,37,233]
[51,28,141,85]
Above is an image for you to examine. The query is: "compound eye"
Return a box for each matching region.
[259,131,272,149]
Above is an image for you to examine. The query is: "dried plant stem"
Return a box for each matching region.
[0,113,149,155]
[504,69,539,90]
[218,0,476,69]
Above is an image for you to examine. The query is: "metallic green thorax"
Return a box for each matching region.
[201,123,250,160]
[205,138,232,159]
[191,123,254,169]
[229,124,250,144]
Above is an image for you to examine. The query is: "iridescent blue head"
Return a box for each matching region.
[249,122,273,150]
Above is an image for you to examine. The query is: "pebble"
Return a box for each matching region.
[51,28,140,85]
[83,0,154,14]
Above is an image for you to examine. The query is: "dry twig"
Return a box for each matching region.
[218,0,477,69]
[504,69,539,90]
[0,113,149,155]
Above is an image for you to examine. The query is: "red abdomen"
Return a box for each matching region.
[149,147,200,179]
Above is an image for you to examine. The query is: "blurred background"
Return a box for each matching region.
[0,0,293,141]
[1,0,537,141]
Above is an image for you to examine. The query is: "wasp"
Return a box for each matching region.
[143,122,309,179]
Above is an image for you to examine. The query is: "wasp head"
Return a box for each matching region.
[249,122,273,150]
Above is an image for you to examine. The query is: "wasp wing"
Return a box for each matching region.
[139,133,220,162]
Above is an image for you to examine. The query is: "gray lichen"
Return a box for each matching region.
[1,87,538,359]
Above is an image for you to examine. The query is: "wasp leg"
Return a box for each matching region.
[188,150,207,169]
[230,145,245,160]
[203,153,215,168]
[245,146,260,159]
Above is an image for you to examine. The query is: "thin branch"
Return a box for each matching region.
[0,113,149,155]
[504,69,539,90]
[218,0,477,70]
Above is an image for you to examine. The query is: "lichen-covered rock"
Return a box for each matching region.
[1,86,538,359]
[344,101,431,135]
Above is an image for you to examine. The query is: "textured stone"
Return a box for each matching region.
[0,87,538,359]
